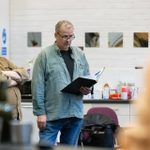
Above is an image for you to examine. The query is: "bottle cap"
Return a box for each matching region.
[121,87,127,92]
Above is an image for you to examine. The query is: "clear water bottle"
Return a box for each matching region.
[102,83,110,100]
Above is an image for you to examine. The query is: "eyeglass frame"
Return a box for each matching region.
[57,32,75,41]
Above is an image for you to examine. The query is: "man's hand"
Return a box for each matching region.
[79,86,92,95]
[37,115,47,130]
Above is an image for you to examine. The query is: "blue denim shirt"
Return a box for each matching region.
[32,44,90,121]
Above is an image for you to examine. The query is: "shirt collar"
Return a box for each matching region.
[54,43,73,55]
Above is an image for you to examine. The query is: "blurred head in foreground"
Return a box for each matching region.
[117,60,150,150]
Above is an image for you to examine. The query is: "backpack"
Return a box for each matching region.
[79,113,118,148]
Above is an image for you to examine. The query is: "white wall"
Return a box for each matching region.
[9,0,150,90]
[0,0,9,57]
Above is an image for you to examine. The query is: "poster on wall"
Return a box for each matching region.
[27,32,42,47]
[85,32,100,48]
[1,28,7,56]
[133,32,148,48]
[108,32,123,48]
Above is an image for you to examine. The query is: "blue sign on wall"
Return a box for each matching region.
[1,28,7,56]
[1,47,7,55]
[2,28,7,45]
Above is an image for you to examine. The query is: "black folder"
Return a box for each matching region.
[61,77,97,95]
[61,67,105,95]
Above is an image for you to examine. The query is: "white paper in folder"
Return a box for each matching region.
[61,67,105,95]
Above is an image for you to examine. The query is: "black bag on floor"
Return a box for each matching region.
[79,113,118,148]
[80,124,115,148]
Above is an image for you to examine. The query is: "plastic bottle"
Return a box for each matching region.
[102,83,110,100]
[121,86,128,100]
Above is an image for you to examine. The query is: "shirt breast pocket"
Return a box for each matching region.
[78,62,85,76]
[46,63,62,82]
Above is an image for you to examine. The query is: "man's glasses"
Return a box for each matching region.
[58,33,75,41]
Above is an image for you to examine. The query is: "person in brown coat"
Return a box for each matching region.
[0,56,29,120]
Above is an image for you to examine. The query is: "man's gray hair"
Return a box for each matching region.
[55,20,74,32]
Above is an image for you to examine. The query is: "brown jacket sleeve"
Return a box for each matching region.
[6,58,29,84]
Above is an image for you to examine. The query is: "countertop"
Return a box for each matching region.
[21,94,131,104]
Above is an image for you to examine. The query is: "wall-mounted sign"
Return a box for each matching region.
[1,28,7,56]
[2,28,7,45]
[1,47,7,55]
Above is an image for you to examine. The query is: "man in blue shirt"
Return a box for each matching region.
[32,20,91,146]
